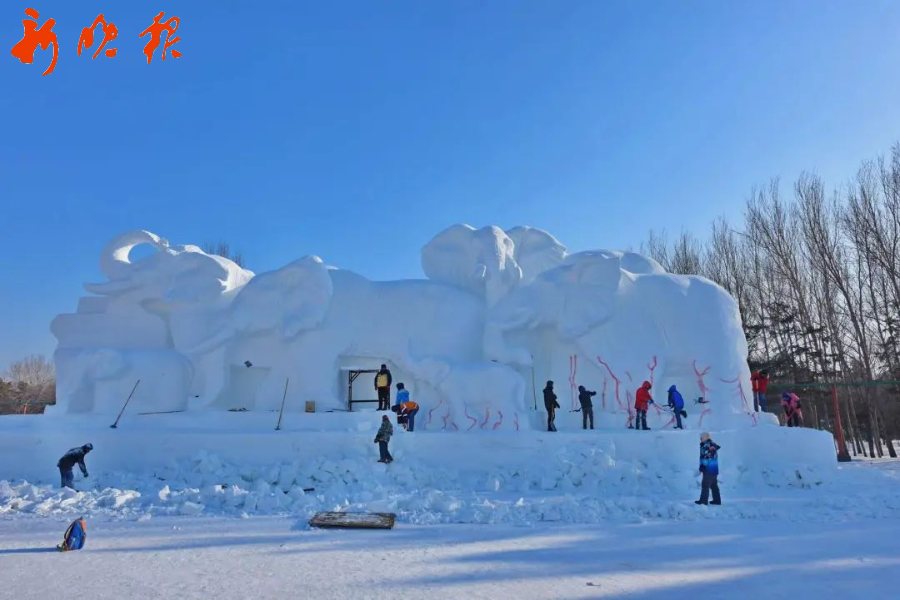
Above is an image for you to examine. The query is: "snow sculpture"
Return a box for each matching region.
[486,250,754,429]
[504,226,568,283]
[421,225,522,307]
[51,231,252,414]
[50,224,755,431]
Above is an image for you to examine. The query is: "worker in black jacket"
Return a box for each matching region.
[543,381,560,432]
[57,443,93,489]
[578,385,597,430]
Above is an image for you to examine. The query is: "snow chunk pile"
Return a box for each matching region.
[2,448,898,524]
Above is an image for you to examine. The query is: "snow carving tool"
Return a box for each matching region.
[110,379,140,429]
[275,378,290,431]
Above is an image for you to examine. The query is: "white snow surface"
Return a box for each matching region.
[1,463,899,600]
[1,418,896,525]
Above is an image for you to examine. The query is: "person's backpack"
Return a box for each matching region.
[57,517,87,552]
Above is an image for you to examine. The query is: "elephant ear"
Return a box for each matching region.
[505,226,567,283]
[533,251,624,339]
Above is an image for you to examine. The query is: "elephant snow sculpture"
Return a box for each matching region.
[487,250,754,429]
[50,230,252,414]
[189,258,493,412]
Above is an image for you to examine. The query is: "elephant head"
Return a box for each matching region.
[421,224,522,307]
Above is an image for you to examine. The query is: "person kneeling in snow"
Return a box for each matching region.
[392,384,420,432]
[577,385,596,430]
[57,443,93,489]
[374,415,394,463]
[634,381,653,430]
[667,385,686,430]
[695,433,721,505]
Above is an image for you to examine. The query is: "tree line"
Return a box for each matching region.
[0,354,55,415]
[643,143,900,458]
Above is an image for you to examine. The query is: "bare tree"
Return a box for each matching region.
[202,241,245,268]
[641,229,703,275]
[2,354,56,413]
[637,142,900,453]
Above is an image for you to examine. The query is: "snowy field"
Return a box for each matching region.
[2,501,900,600]
[2,458,899,599]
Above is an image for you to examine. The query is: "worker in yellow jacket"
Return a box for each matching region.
[374,364,392,410]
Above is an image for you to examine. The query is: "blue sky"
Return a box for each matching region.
[2,1,900,370]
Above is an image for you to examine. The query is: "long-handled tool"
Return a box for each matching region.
[110,380,141,429]
[275,378,290,431]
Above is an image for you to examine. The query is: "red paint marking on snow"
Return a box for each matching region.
[693,362,715,428]
[693,360,711,399]
[514,412,520,431]
[427,397,444,426]
[625,370,633,383]
[451,420,459,431]
[492,410,504,430]
[464,402,477,431]
[480,407,490,429]
[441,408,451,430]
[596,357,626,413]
[647,356,658,387]
[568,354,580,411]
[625,389,636,428]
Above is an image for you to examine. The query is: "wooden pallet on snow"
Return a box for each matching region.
[309,511,396,530]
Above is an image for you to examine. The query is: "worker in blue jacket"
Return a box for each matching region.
[667,385,686,429]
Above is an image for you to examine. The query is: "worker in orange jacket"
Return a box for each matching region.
[391,384,420,431]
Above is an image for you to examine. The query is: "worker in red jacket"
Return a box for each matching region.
[634,381,653,431]
[750,369,770,412]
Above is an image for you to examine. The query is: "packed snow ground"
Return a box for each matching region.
[2,447,898,525]
[2,439,897,599]
[3,511,900,600]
